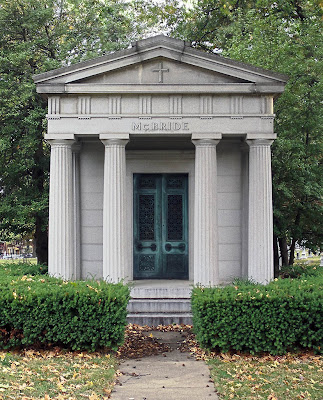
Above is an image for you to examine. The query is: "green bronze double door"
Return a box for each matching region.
[133,174,188,279]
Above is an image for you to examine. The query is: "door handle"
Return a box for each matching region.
[165,243,186,252]
[136,243,157,251]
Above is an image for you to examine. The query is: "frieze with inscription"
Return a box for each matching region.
[132,121,189,132]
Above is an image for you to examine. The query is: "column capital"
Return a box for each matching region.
[47,138,75,148]
[101,138,129,147]
[192,138,221,148]
[246,139,274,148]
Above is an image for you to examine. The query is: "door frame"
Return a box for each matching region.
[133,173,189,279]
[125,150,195,281]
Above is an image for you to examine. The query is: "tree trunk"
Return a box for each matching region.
[273,234,280,277]
[278,237,289,266]
[289,238,296,265]
[34,215,48,265]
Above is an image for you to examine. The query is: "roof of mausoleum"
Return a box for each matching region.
[33,34,288,94]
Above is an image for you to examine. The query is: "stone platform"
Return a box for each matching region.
[127,280,193,326]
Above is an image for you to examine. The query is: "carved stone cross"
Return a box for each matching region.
[152,61,169,83]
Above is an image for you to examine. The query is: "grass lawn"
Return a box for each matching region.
[0,258,37,265]
[0,330,322,400]
[209,352,323,400]
[306,257,321,265]
[0,261,321,399]
[0,349,117,400]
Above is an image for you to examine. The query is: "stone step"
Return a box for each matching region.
[127,298,191,313]
[127,313,193,326]
[127,281,193,326]
[130,286,192,299]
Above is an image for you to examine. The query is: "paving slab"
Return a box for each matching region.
[111,331,218,400]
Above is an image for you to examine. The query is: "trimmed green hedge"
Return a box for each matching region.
[192,271,323,355]
[0,264,130,351]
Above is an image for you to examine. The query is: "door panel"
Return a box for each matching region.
[133,175,161,279]
[162,175,188,279]
[134,174,188,279]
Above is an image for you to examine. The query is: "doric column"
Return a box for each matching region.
[241,143,249,278]
[72,143,81,280]
[192,138,220,286]
[48,139,75,279]
[101,137,129,282]
[247,139,274,283]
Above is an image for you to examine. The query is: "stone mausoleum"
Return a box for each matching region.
[34,35,287,323]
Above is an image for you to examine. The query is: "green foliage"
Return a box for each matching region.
[192,270,323,354]
[171,0,323,256]
[0,265,130,351]
[280,262,321,279]
[0,261,48,276]
[0,0,146,262]
[132,0,186,36]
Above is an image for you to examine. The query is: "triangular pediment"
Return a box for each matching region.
[75,58,248,85]
[33,35,287,92]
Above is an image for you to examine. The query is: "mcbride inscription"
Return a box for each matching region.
[132,121,189,132]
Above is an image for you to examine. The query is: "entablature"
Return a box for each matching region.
[45,114,276,140]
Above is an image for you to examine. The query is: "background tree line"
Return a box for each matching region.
[0,0,146,263]
[0,0,322,271]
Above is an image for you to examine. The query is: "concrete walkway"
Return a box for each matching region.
[111,331,218,400]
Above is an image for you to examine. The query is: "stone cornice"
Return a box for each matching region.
[37,83,285,95]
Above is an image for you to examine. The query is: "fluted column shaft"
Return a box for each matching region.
[72,143,81,280]
[247,139,274,283]
[48,139,75,279]
[192,139,220,286]
[101,138,128,282]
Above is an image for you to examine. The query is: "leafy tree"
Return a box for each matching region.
[0,0,144,263]
[171,0,323,269]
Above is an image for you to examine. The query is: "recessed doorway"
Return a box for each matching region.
[133,173,188,279]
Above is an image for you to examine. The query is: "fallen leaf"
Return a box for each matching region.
[103,387,112,395]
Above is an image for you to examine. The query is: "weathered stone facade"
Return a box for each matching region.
[34,35,287,287]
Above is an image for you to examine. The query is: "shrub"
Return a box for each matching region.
[191,272,323,355]
[0,272,130,351]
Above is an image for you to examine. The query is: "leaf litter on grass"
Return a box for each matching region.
[208,352,323,400]
[175,328,323,399]
[0,324,191,400]
[0,324,322,399]
[0,348,117,400]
